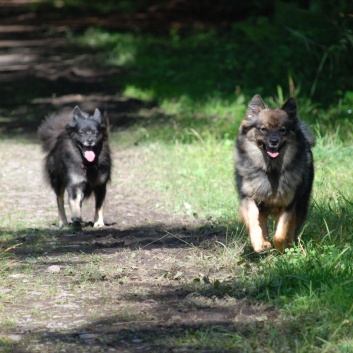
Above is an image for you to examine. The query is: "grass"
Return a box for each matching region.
[263,231,349,344]
[136,138,236,220]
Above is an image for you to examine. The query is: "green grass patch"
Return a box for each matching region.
[134,138,236,220]
[243,242,353,352]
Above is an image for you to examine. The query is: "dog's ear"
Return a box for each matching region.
[92,108,102,124]
[72,106,85,121]
[281,98,297,119]
[240,95,265,132]
[93,108,107,133]
[247,94,267,117]
[66,106,83,131]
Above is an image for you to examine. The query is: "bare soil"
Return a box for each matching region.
[0,3,279,352]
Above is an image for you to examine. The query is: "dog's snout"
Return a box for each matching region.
[269,137,279,147]
[86,134,94,145]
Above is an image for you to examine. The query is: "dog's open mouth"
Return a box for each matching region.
[265,147,279,159]
[83,146,96,162]
[258,141,280,159]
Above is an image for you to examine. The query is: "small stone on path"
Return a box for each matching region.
[47,265,61,273]
[6,334,22,342]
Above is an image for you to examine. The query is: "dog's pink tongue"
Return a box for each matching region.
[84,150,96,162]
[267,151,279,158]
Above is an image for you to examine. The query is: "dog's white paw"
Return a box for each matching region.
[93,221,105,228]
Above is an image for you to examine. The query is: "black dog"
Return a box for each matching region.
[38,106,111,228]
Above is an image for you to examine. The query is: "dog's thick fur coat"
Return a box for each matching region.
[235,95,314,252]
[38,106,111,228]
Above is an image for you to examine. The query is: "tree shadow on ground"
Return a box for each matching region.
[2,221,281,353]
[9,221,244,258]
[4,306,282,353]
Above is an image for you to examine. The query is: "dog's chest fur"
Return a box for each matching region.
[235,137,305,207]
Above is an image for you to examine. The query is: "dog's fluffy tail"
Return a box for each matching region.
[38,108,73,152]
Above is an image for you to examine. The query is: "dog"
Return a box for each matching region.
[235,95,314,252]
[38,106,111,229]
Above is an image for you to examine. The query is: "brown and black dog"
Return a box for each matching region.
[235,95,314,252]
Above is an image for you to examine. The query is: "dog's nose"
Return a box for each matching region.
[269,138,279,147]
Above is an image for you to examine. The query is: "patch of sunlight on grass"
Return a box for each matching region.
[123,85,156,101]
[160,94,246,120]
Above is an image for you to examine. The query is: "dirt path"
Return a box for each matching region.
[0,3,279,352]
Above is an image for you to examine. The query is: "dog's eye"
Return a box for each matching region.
[280,127,287,134]
[259,127,267,133]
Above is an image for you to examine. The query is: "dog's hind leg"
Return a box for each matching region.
[273,210,297,252]
[57,192,68,227]
[240,198,272,253]
[93,185,106,228]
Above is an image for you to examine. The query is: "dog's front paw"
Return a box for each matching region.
[58,220,68,228]
[274,239,292,253]
[93,220,105,228]
[253,241,272,253]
